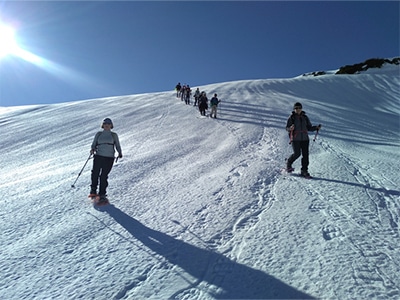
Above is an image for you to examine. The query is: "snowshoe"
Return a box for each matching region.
[95,195,109,206]
[88,193,99,199]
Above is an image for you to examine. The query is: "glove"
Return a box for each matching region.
[90,149,95,155]
[118,153,123,158]
[317,124,322,129]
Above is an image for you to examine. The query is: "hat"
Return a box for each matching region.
[293,102,302,109]
[102,118,113,129]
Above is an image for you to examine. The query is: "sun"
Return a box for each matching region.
[0,23,19,59]
[0,19,96,90]
[0,21,44,65]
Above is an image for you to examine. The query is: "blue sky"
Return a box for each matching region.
[0,1,398,107]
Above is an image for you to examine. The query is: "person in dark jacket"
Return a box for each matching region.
[210,93,220,118]
[185,85,191,105]
[89,118,122,201]
[175,83,181,98]
[198,92,208,116]
[286,102,321,177]
[193,88,200,106]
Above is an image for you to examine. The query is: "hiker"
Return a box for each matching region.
[181,85,187,101]
[193,88,200,106]
[175,82,181,98]
[285,102,321,178]
[185,85,191,105]
[89,118,123,201]
[210,93,220,118]
[198,92,208,116]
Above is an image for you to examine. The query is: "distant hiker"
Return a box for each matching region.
[175,82,181,98]
[185,85,191,105]
[181,85,187,101]
[193,88,200,106]
[198,92,208,116]
[89,118,123,202]
[285,102,321,178]
[210,93,220,118]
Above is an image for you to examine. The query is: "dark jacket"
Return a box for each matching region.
[199,95,208,110]
[286,111,319,141]
[210,97,219,107]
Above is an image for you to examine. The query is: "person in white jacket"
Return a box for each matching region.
[89,118,122,201]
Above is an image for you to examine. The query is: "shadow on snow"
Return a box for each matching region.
[101,204,314,299]
[311,176,400,196]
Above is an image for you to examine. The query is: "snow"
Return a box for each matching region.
[1,63,399,299]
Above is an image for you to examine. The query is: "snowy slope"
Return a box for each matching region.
[1,63,399,299]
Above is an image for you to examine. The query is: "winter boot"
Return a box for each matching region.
[98,195,109,203]
[89,189,98,198]
[286,161,294,173]
[286,167,295,173]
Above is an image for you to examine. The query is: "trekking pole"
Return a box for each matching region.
[310,128,320,151]
[313,128,319,142]
[71,153,93,188]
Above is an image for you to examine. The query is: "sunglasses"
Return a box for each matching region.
[294,107,302,110]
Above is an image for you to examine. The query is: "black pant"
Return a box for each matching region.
[91,155,114,195]
[199,103,207,116]
[287,140,309,171]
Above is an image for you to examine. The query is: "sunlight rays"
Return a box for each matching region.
[0,20,48,67]
[0,20,111,98]
[0,24,19,58]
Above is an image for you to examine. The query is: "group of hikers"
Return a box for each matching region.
[175,82,221,118]
[86,92,322,202]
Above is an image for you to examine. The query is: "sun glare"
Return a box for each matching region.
[0,20,104,92]
[0,21,44,65]
[0,24,19,58]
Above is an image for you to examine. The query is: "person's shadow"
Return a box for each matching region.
[311,176,400,196]
[102,204,314,299]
